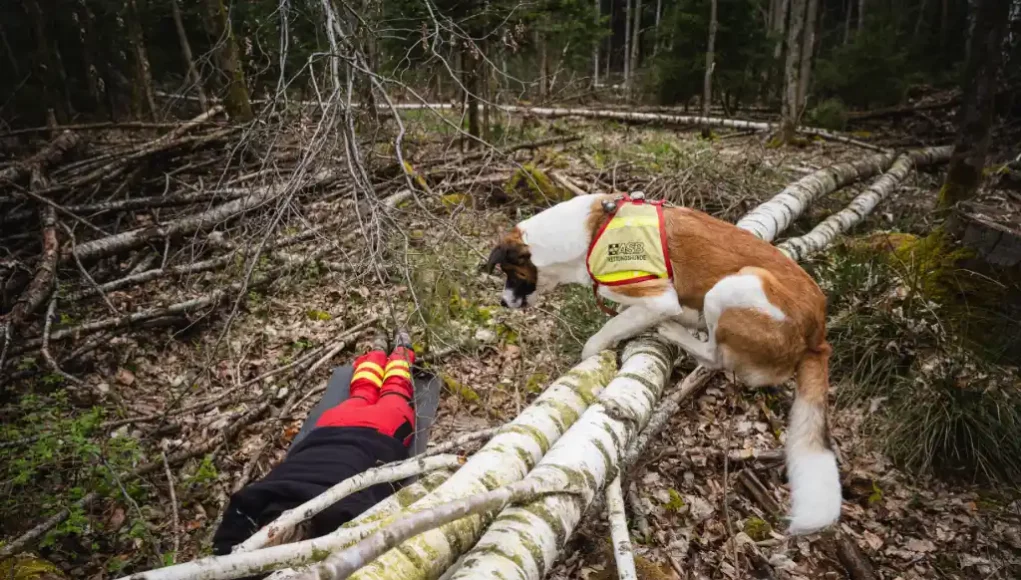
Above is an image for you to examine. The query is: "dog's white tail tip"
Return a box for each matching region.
[786,449,842,536]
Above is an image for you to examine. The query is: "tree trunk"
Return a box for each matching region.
[702,0,718,127]
[623,0,632,88]
[913,0,930,44]
[463,46,480,147]
[940,0,951,48]
[857,0,866,33]
[781,0,806,142]
[939,0,1012,209]
[653,0,662,57]
[629,0,643,96]
[207,0,253,121]
[171,0,209,110]
[593,0,600,87]
[773,0,790,60]
[75,1,105,115]
[797,0,819,114]
[0,22,18,77]
[124,0,157,120]
[23,0,70,122]
[843,0,852,44]
[537,27,548,99]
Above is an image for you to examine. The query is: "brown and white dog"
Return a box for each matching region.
[486,193,841,535]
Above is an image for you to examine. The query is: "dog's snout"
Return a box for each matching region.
[500,298,509,307]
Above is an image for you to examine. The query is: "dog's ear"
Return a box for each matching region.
[483,245,508,274]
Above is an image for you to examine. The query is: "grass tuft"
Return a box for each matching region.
[814,239,1021,482]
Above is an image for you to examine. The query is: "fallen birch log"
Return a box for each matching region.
[736,151,899,241]
[0,130,81,184]
[737,146,952,242]
[236,455,467,553]
[446,338,674,580]
[124,471,458,580]
[497,105,887,151]
[777,147,953,261]
[341,352,617,580]
[165,354,615,580]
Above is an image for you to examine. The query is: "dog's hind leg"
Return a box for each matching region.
[656,320,717,367]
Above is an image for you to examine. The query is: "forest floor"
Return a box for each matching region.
[2,111,1020,580]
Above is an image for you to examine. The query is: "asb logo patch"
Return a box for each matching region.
[607,241,647,262]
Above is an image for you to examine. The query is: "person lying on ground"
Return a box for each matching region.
[211,334,416,555]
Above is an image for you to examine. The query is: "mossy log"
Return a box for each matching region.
[739,147,952,243]
[778,147,953,261]
[344,352,617,580]
[498,105,887,151]
[450,339,674,580]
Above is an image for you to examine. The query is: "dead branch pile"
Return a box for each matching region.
[0,107,585,392]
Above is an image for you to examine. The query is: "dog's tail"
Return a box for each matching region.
[785,342,842,535]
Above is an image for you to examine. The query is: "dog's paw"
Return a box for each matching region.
[656,320,688,344]
[581,338,606,361]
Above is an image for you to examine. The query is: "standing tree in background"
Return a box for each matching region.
[939,0,1012,209]
[171,0,209,111]
[780,0,806,142]
[623,0,632,90]
[24,0,72,122]
[74,0,105,115]
[629,0,644,97]
[796,0,818,114]
[701,0,718,134]
[124,0,157,120]
[592,0,599,87]
[772,0,790,60]
[207,0,253,121]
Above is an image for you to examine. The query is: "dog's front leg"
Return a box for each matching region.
[581,303,677,360]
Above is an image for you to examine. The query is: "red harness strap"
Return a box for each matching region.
[593,284,620,316]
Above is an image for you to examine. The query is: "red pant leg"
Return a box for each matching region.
[349,351,387,404]
[315,396,372,428]
[381,346,414,400]
[313,349,415,446]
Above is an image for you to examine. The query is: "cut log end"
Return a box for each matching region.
[948,202,1021,268]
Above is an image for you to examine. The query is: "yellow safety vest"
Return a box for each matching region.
[586,198,673,287]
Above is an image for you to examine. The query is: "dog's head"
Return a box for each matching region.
[484,228,538,309]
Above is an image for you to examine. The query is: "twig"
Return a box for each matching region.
[102,315,377,431]
[0,322,10,372]
[60,222,118,315]
[550,171,589,196]
[0,130,81,183]
[0,492,99,560]
[235,454,467,553]
[735,470,781,518]
[605,475,638,580]
[3,205,59,331]
[1,395,264,560]
[162,451,182,559]
[113,523,377,580]
[833,531,878,580]
[424,427,499,455]
[625,482,651,544]
[41,297,82,385]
